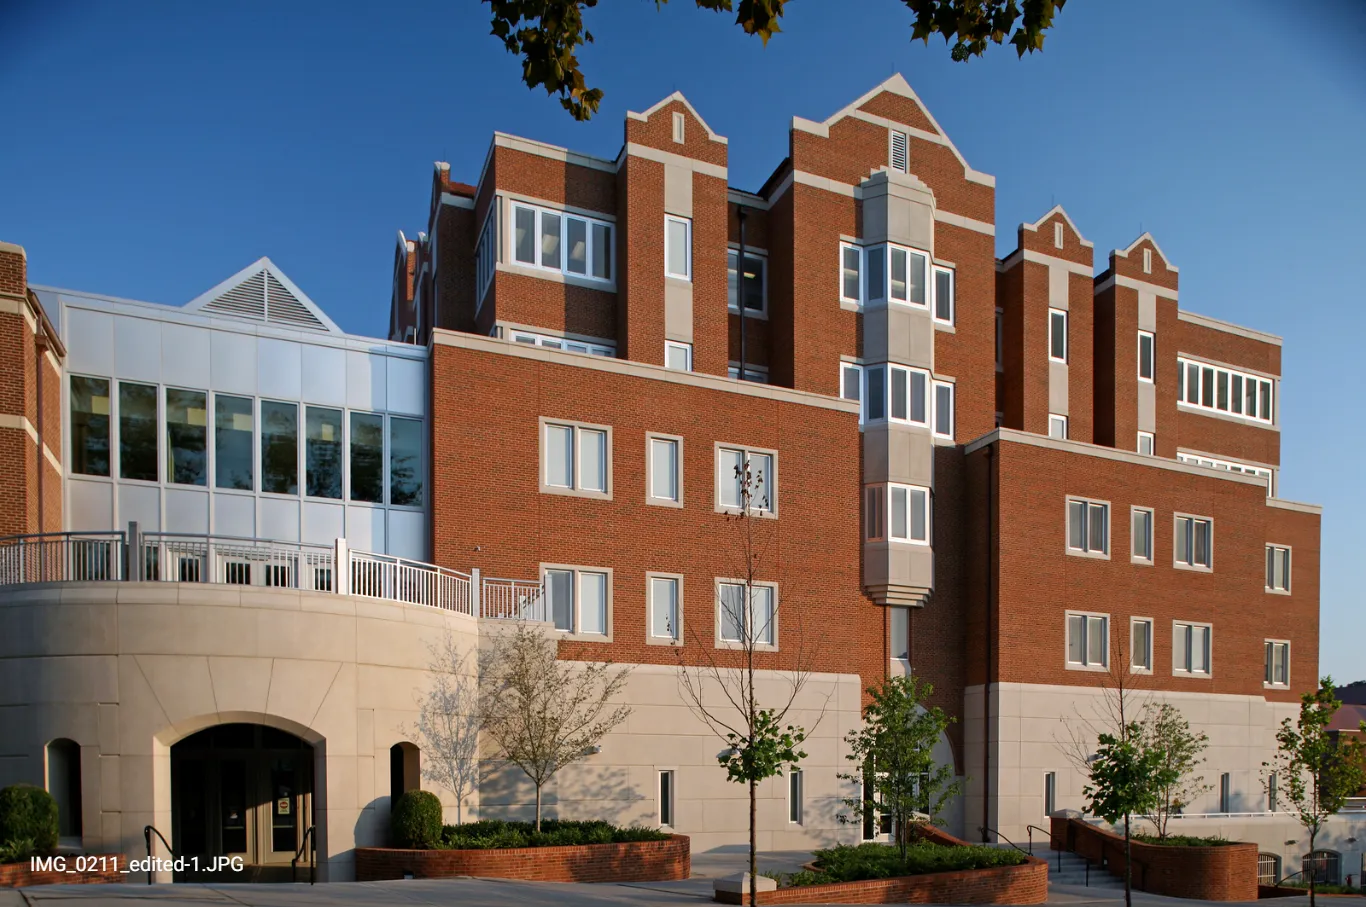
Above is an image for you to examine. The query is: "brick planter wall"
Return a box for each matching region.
[354,834,689,883]
[0,855,127,887]
[1050,816,1258,901]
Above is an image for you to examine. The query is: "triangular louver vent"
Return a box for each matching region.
[265,273,325,329]
[189,259,336,333]
[203,271,267,320]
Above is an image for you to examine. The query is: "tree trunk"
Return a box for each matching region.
[1309,828,1316,907]
[1124,814,1132,907]
[535,784,542,833]
[749,775,757,906]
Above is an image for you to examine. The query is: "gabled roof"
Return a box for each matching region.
[1021,205,1094,249]
[626,91,728,144]
[184,258,341,333]
[1115,232,1179,273]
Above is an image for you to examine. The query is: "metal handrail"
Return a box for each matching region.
[977,825,1032,857]
[1023,824,1061,873]
[291,825,316,885]
[143,824,174,885]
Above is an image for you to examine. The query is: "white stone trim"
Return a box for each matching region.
[623,142,727,180]
[492,131,616,173]
[439,192,474,209]
[0,413,39,443]
[1020,205,1094,248]
[627,91,728,144]
[999,248,1093,277]
[1117,231,1179,273]
[934,210,995,237]
[1092,273,1179,301]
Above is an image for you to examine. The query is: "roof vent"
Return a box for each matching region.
[188,259,337,333]
[202,271,267,320]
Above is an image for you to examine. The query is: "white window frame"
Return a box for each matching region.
[1048,414,1069,440]
[1049,308,1068,363]
[1054,222,1064,248]
[870,483,930,545]
[837,242,930,308]
[1065,611,1109,670]
[1137,431,1154,456]
[840,242,863,306]
[475,200,499,309]
[541,564,612,640]
[510,329,615,358]
[658,768,676,828]
[890,605,910,664]
[715,579,778,650]
[1176,452,1273,495]
[647,572,683,645]
[1143,247,1153,274]
[1130,617,1154,673]
[1172,620,1213,677]
[1065,496,1110,558]
[1264,639,1290,688]
[1173,513,1214,571]
[715,444,777,516]
[1130,506,1154,564]
[1265,544,1291,594]
[1176,356,1275,424]
[1138,331,1155,383]
[665,215,692,281]
[539,418,612,500]
[932,380,954,440]
[665,340,693,372]
[727,246,768,317]
[840,362,864,424]
[509,201,613,283]
[932,265,955,324]
[646,433,683,508]
[672,110,685,143]
[788,768,804,824]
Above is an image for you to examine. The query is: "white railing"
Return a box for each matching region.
[0,531,125,585]
[480,577,547,622]
[1345,797,1366,812]
[345,547,473,615]
[139,532,336,590]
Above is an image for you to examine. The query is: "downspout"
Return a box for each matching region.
[981,443,994,841]
[737,208,748,382]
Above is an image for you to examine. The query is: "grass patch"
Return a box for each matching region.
[776,842,1027,887]
[439,819,670,850]
[1132,833,1234,847]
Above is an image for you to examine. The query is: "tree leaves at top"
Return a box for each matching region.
[485,0,1064,121]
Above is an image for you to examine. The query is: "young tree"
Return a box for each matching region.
[1262,677,1366,907]
[1084,722,1169,907]
[410,633,485,825]
[837,675,962,862]
[676,459,825,907]
[1138,703,1211,840]
[478,621,632,830]
[486,0,1068,120]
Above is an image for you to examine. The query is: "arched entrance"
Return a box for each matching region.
[171,724,313,880]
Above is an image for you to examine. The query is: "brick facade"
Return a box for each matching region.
[353,835,690,883]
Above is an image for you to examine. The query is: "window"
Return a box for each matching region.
[889,130,908,172]
[70,376,111,477]
[1049,309,1068,362]
[1265,641,1290,687]
[1131,618,1153,671]
[788,769,804,823]
[1131,508,1153,563]
[1219,773,1231,813]
[648,436,681,505]
[544,566,609,636]
[857,366,932,426]
[672,110,685,143]
[865,485,884,542]
[1054,222,1064,248]
[1143,247,1153,274]
[840,243,862,303]
[1066,498,1109,556]
[543,421,610,498]
[1258,854,1281,887]
[1268,773,1278,812]
[1177,357,1274,423]
[475,203,498,305]
[165,389,207,486]
[890,367,929,424]
[260,401,298,495]
[1177,452,1273,494]
[933,266,954,323]
[1173,622,1212,676]
[1044,771,1057,817]
[665,215,691,280]
[214,394,253,491]
[888,484,930,544]
[665,341,692,372]
[890,606,910,662]
[650,575,681,642]
[389,417,424,506]
[838,243,928,307]
[1266,545,1291,592]
[349,412,384,503]
[866,365,885,420]
[995,309,1004,371]
[1066,612,1108,668]
[1304,852,1341,886]
[1174,515,1213,569]
[841,363,863,422]
[659,770,675,827]
[933,381,954,439]
[1137,431,1154,456]
[727,363,769,383]
[510,202,612,282]
[1048,414,1068,440]
[510,329,615,358]
[728,249,766,314]
[119,381,158,481]
[718,581,776,646]
[305,406,343,499]
[1138,331,1155,382]
[717,446,775,514]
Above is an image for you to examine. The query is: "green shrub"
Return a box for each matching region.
[781,842,1027,887]
[390,790,443,849]
[1133,833,1233,847]
[0,785,58,858]
[0,837,39,864]
[439,819,670,850]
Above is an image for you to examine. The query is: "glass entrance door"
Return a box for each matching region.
[259,758,304,864]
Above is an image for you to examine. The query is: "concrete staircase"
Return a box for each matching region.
[1046,850,1127,892]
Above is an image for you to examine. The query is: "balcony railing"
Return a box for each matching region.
[0,524,541,623]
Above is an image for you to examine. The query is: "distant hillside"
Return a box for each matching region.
[1337,680,1366,705]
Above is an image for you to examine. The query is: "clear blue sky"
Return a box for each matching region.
[3,1,1363,680]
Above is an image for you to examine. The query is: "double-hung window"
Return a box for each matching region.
[1066,612,1108,669]
[717,446,775,514]
[1174,514,1213,570]
[718,580,776,647]
[1049,309,1068,362]
[511,202,612,282]
[1138,331,1155,382]
[649,574,681,642]
[841,363,864,422]
[1066,497,1109,556]
[1264,640,1290,687]
[542,420,611,498]
[1131,618,1153,671]
[544,566,610,636]
[865,484,930,544]
[1131,507,1154,563]
[648,435,682,505]
[666,215,692,280]
[932,381,954,439]
[728,249,766,315]
[1266,545,1291,592]
[1176,357,1274,423]
[887,366,929,424]
[1173,622,1211,676]
[933,266,954,324]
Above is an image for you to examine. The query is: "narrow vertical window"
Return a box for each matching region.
[260,400,298,495]
[547,569,573,631]
[666,341,692,372]
[118,381,159,482]
[788,769,803,824]
[659,770,675,827]
[565,217,588,275]
[540,210,562,269]
[578,428,607,493]
[1049,414,1068,440]
[1049,309,1068,362]
[933,381,954,438]
[1054,222,1064,248]
[1044,771,1057,816]
[165,389,207,486]
[890,606,910,662]
[513,205,536,264]
[545,424,573,488]
[672,111,685,144]
[70,376,111,477]
[1219,773,1231,813]
[728,250,765,313]
[1131,618,1153,670]
[649,437,680,503]
[1137,431,1154,456]
[865,366,885,421]
[389,417,423,506]
[214,394,253,490]
[349,412,384,503]
[1143,247,1153,274]
[933,266,954,323]
[841,244,862,303]
[591,222,611,280]
[650,576,680,641]
[1138,331,1154,382]
[665,216,691,280]
[1131,508,1153,562]
[995,309,1003,370]
[579,571,607,635]
[866,246,886,303]
[1268,774,1278,812]
[305,406,343,499]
